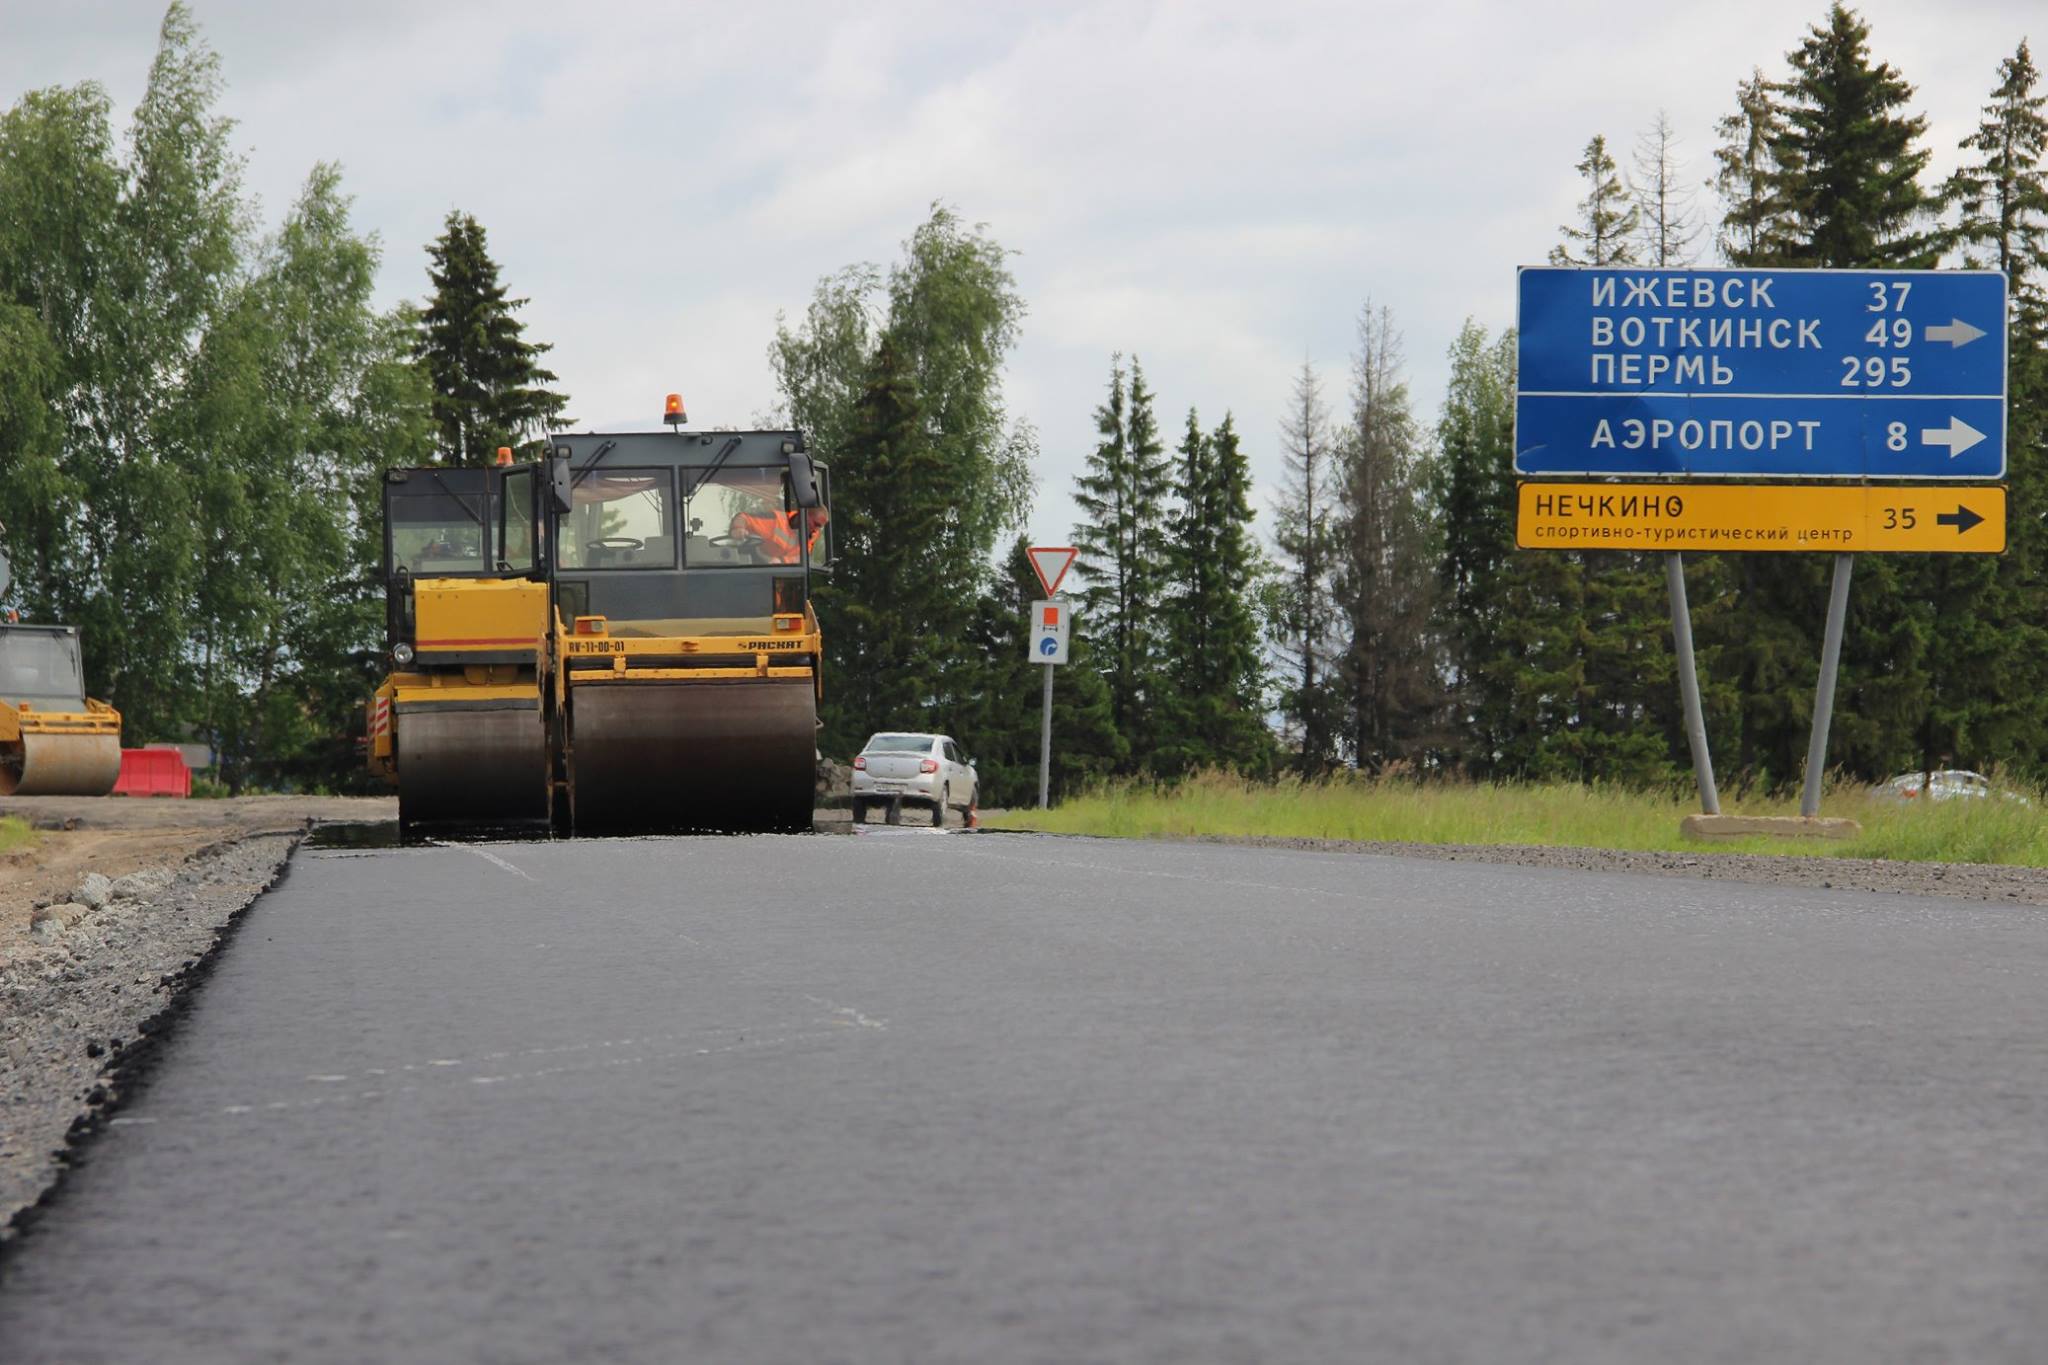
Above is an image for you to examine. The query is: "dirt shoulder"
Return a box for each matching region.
[0,796,393,959]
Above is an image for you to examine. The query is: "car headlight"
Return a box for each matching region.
[393,642,415,665]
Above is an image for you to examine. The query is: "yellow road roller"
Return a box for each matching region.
[0,623,122,796]
[369,403,829,835]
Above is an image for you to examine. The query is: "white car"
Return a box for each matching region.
[851,732,978,826]
[1873,769,2028,804]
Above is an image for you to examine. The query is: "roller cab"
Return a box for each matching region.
[0,624,122,796]
[373,462,553,830]
[551,428,828,833]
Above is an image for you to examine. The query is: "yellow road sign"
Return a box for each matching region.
[1516,483,2005,554]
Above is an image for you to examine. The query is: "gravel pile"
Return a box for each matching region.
[0,831,299,1242]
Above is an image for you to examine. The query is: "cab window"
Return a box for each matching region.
[389,484,488,575]
[686,468,827,567]
[559,469,676,570]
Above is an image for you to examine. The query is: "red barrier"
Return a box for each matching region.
[113,747,191,798]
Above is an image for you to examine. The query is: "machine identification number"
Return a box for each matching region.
[566,639,627,655]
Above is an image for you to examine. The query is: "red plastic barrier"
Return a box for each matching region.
[113,747,191,798]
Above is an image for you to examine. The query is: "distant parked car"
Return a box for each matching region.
[851,732,978,827]
[1872,769,2029,804]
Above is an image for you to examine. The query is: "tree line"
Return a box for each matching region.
[0,5,566,791]
[3,1,2043,804]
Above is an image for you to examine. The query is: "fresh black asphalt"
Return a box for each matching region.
[3,829,2046,1363]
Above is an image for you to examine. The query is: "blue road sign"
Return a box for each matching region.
[1515,267,2007,479]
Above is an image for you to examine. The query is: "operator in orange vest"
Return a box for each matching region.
[729,505,828,563]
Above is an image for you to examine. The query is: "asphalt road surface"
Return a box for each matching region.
[4,829,2047,1363]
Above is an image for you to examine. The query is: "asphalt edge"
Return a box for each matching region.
[0,825,306,1259]
[974,827,2048,908]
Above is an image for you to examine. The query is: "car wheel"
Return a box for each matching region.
[852,800,867,825]
[933,786,949,827]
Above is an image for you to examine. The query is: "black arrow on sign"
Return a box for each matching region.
[1937,505,1985,535]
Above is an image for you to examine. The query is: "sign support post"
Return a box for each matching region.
[1800,553,1855,818]
[1039,662,1054,809]
[1664,552,1719,815]
[1024,548,1078,812]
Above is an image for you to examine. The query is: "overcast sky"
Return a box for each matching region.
[3,0,2038,549]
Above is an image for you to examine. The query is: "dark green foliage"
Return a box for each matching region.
[960,539,1125,806]
[1770,3,1936,268]
[1071,355,1174,763]
[0,4,432,788]
[770,205,1036,761]
[1153,412,1273,778]
[415,211,569,464]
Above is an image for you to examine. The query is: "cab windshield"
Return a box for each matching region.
[686,467,821,567]
[559,470,676,570]
[0,631,87,707]
[388,485,487,574]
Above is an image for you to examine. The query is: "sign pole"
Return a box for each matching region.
[1800,553,1855,818]
[1664,552,1719,815]
[1038,661,1054,809]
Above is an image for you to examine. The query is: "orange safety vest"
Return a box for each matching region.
[735,509,827,562]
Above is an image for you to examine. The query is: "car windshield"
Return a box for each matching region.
[864,734,934,753]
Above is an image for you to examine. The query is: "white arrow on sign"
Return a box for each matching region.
[1924,318,1987,348]
[1920,416,1988,458]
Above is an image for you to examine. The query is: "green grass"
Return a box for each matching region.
[0,815,37,854]
[1000,770,2048,867]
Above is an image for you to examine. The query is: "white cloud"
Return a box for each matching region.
[3,0,2037,550]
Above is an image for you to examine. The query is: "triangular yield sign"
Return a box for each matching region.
[1027,546,1078,597]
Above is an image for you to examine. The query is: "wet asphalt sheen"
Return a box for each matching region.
[3,830,2048,1364]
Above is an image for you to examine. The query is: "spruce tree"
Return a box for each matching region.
[1332,303,1441,773]
[1712,68,1798,265]
[416,211,570,464]
[1070,354,1173,766]
[1943,40,2048,296]
[1929,40,2048,778]
[769,205,1036,759]
[1156,411,1272,777]
[1270,361,1341,774]
[1549,135,1639,267]
[1770,2,1936,268]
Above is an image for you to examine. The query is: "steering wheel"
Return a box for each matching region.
[707,535,749,549]
[587,536,644,550]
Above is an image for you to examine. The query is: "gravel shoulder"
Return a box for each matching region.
[979,819,2048,906]
[0,796,389,1243]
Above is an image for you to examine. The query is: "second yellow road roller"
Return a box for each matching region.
[367,399,829,835]
[0,622,123,797]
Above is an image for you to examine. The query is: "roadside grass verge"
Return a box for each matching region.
[0,816,37,854]
[1001,770,2048,867]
